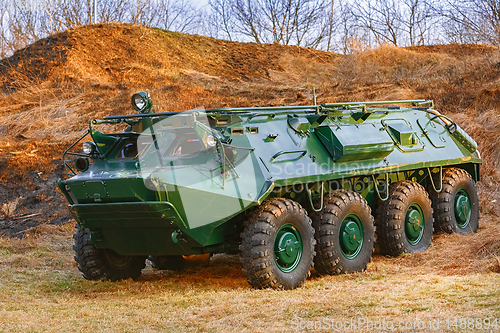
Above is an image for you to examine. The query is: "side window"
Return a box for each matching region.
[115,140,138,159]
[170,136,203,156]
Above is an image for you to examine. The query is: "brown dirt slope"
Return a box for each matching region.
[0,23,498,275]
[0,23,338,94]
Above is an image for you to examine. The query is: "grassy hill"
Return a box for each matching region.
[0,22,498,331]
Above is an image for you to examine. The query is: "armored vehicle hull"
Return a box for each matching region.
[59,94,481,289]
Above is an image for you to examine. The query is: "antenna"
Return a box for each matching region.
[312,87,317,105]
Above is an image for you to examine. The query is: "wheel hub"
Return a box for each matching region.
[405,203,424,245]
[339,214,363,259]
[274,224,303,272]
[454,189,471,228]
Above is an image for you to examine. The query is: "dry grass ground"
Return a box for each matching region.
[0,23,499,332]
[0,217,498,332]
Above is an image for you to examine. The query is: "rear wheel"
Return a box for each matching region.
[430,168,479,235]
[310,190,375,275]
[376,181,433,256]
[240,198,315,290]
[73,224,146,281]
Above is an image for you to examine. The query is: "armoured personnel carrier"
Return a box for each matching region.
[59,92,481,289]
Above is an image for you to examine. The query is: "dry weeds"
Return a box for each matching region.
[0,197,21,220]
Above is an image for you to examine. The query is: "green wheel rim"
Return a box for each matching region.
[339,214,364,259]
[454,189,471,228]
[274,224,303,272]
[405,203,425,245]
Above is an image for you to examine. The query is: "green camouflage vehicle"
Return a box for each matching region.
[59,92,481,290]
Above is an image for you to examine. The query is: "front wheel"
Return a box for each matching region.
[240,198,315,290]
[310,190,375,275]
[73,224,146,281]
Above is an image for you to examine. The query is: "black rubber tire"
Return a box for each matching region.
[375,181,434,256]
[148,255,185,271]
[430,168,479,235]
[310,190,375,275]
[239,198,315,290]
[73,224,146,281]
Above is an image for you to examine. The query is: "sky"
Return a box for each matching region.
[190,0,209,8]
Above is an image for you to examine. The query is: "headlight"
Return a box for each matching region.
[134,97,145,110]
[207,135,217,147]
[131,91,153,113]
[83,141,96,155]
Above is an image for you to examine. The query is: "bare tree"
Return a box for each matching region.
[315,0,362,53]
[209,0,236,40]
[351,0,435,46]
[129,0,160,26]
[99,0,128,23]
[5,1,47,52]
[432,0,500,45]
[351,0,404,46]
[232,0,263,43]
[403,0,434,46]
[320,0,342,51]
[254,0,329,46]
[291,0,330,47]
[52,0,94,28]
[155,0,203,33]
[0,2,8,58]
[212,0,329,46]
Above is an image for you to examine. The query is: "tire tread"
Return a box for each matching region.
[240,198,315,290]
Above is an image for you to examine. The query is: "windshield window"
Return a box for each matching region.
[137,126,212,167]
